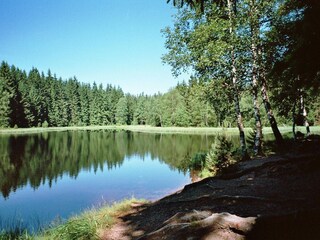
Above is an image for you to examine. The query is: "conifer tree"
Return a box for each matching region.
[0,77,12,127]
[115,97,129,125]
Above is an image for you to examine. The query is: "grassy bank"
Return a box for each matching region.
[0,125,241,135]
[0,125,319,136]
[0,126,118,135]
[0,198,147,240]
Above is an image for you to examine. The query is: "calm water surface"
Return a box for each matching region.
[0,130,216,230]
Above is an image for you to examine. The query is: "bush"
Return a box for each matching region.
[198,168,212,179]
[189,152,207,170]
[205,134,234,175]
[42,121,49,128]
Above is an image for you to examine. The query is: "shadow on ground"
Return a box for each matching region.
[101,138,320,240]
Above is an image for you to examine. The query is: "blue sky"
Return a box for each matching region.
[0,0,187,94]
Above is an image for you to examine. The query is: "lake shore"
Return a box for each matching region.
[1,128,320,239]
[0,125,318,135]
[99,137,320,239]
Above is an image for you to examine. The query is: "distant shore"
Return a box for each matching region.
[0,125,318,135]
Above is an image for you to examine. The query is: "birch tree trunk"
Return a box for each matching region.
[227,0,249,160]
[292,98,297,141]
[300,94,311,136]
[253,0,284,145]
[250,0,263,155]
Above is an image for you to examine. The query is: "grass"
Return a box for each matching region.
[0,228,33,240]
[42,197,147,240]
[0,198,147,240]
[0,126,118,135]
[122,125,242,135]
[1,125,319,136]
[0,125,241,135]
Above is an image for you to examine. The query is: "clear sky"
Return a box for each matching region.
[0,0,187,95]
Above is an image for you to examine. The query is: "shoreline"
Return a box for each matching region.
[0,125,317,136]
[1,127,320,239]
[101,144,320,239]
[1,139,320,239]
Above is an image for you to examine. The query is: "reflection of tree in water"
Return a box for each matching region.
[0,131,222,198]
[0,135,28,198]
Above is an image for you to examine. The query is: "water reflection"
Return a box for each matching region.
[0,130,216,199]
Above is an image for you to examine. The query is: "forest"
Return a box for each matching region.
[0,1,319,137]
[0,0,320,239]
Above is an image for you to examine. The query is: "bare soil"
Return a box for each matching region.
[101,138,320,240]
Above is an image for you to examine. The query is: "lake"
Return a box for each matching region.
[0,130,218,231]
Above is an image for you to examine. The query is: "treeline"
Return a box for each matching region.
[0,60,319,129]
[0,61,258,128]
[0,62,125,128]
[0,1,319,131]
[0,61,215,128]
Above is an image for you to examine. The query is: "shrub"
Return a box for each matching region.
[42,121,49,128]
[205,134,234,175]
[189,152,207,170]
[198,168,212,179]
